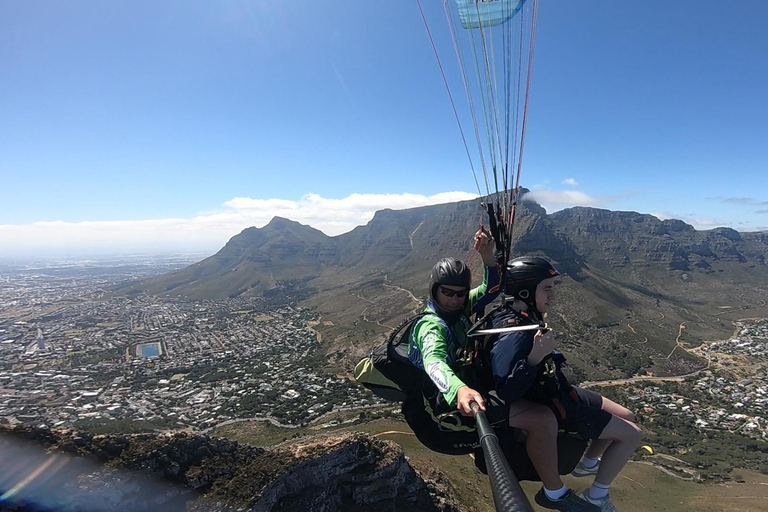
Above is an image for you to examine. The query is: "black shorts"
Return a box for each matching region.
[402,391,510,455]
[549,386,612,440]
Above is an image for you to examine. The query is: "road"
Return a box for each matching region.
[580,368,705,389]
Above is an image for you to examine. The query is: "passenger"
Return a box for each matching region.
[489,256,641,512]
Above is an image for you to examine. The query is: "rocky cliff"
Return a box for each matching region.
[0,425,462,512]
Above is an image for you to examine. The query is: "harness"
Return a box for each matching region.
[475,304,575,419]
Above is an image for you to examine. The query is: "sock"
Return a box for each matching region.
[588,481,610,500]
[581,456,600,468]
[543,485,568,500]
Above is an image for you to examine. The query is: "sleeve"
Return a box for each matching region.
[490,330,539,403]
[469,263,501,314]
[410,316,467,407]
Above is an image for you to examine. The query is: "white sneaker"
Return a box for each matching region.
[580,492,618,512]
[571,458,600,477]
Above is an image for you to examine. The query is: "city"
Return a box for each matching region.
[0,260,368,432]
[0,260,766,452]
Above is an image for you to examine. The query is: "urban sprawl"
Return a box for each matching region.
[0,261,766,445]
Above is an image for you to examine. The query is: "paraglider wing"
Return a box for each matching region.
[454,0,527,29]
[641,445,654,455]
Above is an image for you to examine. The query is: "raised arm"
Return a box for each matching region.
[469,228,501,313]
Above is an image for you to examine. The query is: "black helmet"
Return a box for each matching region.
[505,256,560,314]
[429,258,471,325]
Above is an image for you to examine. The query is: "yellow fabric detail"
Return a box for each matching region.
[354,357,403,391]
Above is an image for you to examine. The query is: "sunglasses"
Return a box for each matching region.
[439,286,468,298]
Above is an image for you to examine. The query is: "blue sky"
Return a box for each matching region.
[2,1,767,256]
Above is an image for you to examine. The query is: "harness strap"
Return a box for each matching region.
[423,394,476,433]
[551,398,567,421]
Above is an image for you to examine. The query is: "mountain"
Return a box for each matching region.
[115,217,337,299]
[115,197,768,379]
[0,424,461,512]
[550,207,767,272]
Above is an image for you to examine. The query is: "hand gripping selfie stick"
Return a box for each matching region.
[471,401,534,512]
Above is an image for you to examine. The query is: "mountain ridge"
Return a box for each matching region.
[114,197,768,379]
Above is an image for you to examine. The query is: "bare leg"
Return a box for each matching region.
[593,415,643,486]
[585,396,635,459]
[508,400,561,490]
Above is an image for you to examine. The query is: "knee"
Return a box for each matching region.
[625,421,643,446]
[510,405,557,436]
[538,413,559,437]
[608,402,635,422]
[600,395,636,422]
[620,408,636,423]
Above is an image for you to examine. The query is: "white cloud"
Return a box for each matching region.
[650,212,730,230]
[562,178,579,186]
[0,191,479,257]
[521,186,642,215]
[522,190,603,209]
[692,218,723,227]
